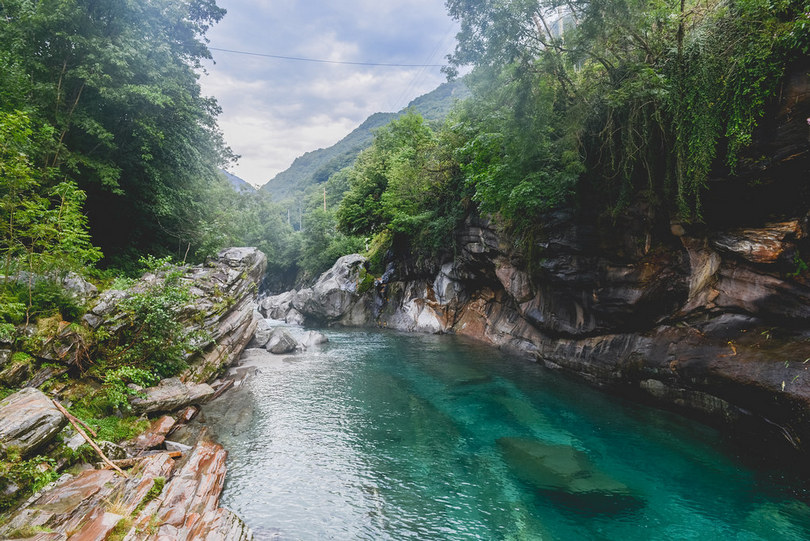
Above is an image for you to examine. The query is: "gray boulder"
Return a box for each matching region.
[292,254,367,321]
[0,388,66,457]
[248,318,275,348]
[299,331,328,349]
[129,377,215,415]
[265,328,298,354]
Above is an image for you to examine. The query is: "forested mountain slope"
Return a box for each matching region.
[259,80,468,202]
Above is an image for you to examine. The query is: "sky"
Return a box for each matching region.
[198,0,460,188]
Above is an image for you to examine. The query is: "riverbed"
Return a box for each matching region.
[204,328,810,540]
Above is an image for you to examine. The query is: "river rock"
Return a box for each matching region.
[0,388,66,457]
[292,254,367,321]
[129,378,215,414]
[265,328,298,354]
[248,318,275,348]
[299,330,328,349]
[498,437,642,514]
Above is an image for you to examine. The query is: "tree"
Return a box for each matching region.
[0,110,101,324]
[0,0,231,264]
[445,0,810,220]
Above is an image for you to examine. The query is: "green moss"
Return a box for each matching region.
[356,267,376,295]
[9,352,32,364]
[4,525,55,539]
[134,476,165,514]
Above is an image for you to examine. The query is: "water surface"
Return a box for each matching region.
[206,329,810,540]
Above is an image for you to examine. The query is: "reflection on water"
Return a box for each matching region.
[205,329,810,540]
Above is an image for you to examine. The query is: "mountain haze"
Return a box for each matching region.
[259,80,469,201]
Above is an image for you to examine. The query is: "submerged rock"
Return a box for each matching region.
[299,330,328,349]
[497,437,643,514]
[0,388,66,457]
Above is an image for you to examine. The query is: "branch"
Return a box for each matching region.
[52,399,128,478]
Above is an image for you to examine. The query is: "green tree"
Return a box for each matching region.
[0,0,231,264]
[0,111,101,325]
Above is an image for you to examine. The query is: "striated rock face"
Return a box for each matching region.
[0,388,66,457]
[0,440,253,541]
[86,247,267,383]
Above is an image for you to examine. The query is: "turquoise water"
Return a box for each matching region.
[209,329,810,540]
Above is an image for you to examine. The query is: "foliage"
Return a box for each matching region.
[0,0,232,265]
[445,0,810,221]
[0,110,101,325]
[336,112,469,264]
[102,366,158,412]
[71,403,151,441]
[0,455,58,511]
[94,257,207,397]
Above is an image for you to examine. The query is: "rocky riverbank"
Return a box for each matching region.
[0,248,266,540]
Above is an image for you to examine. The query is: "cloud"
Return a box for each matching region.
[198,0,458,188]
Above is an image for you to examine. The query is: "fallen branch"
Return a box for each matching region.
[210,379,234,401]
[97,451,183,470]
[52,399,128,478]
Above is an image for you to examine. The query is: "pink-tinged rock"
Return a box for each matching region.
[0,388,66,456]
[68,509,124,541]
[127,415,176,451]
[712,221,801,264]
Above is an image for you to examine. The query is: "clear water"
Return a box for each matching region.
[207,329,810,540]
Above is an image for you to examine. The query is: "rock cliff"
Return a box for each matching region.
[85,247,267,383]
[263,68,810,457]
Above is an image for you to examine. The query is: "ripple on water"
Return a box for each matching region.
[206,329,810,541]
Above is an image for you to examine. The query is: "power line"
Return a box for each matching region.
[208,47,446,68]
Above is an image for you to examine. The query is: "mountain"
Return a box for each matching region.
[259,79,469,201]
[220,169,256,193]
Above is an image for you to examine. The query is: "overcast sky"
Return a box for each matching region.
[198,0,459,188]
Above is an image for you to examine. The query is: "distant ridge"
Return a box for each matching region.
[220,169,256,193]
[259,79,469,201]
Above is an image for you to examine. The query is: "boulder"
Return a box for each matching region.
[0,388,66,457]
[259,290,296,320]
[0,358,34,387]
[248,318,275,348]
[265,328,298,354]
[129,378,215,415]
[299,331,328,349]
[498,437,643,514]
[292,254,367,321]
[85,247,267,383]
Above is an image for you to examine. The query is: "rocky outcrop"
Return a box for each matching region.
[0,388,66,457]
[85,247,267,383]
[0,440,253,541]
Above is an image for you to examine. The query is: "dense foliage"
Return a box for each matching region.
[445,0,810,221]
[0,0,232,266]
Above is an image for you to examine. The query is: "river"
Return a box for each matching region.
[204,327,810,540]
